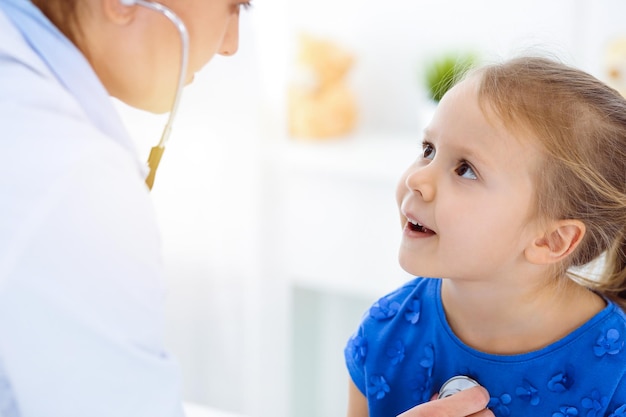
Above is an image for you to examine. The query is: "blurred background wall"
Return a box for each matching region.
[115,1,626,416]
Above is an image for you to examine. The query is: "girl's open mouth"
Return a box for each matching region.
[407,219,436,234]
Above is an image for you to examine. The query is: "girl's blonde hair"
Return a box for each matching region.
[475,56,626,307]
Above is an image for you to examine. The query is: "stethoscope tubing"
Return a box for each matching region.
[135,0,190,189]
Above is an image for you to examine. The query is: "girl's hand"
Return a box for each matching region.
[396,386,494,417]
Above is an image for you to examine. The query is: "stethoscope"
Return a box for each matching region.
[120,0,190,190]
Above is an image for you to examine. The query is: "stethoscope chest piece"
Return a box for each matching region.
[438,375,480,399]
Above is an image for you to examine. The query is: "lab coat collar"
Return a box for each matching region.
[0,0,139,158]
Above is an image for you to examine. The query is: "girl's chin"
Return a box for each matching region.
[398,259,426,277]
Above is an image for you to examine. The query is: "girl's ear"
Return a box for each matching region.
[102,0,137,25]
[525,220,586,265]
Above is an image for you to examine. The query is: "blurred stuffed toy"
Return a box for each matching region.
[604,37,626,98]
[288,34,357,139]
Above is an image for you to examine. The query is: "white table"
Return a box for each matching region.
[183,402,246,417]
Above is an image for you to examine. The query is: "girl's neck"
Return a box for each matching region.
[440,276,606,355]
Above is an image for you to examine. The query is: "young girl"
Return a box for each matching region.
[345,56,626,417]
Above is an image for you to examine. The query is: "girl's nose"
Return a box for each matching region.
[404,165,436,202]
[218,14,240,56]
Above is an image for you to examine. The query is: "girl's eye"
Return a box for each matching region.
[422,142,435,160]
[455,162,477,180]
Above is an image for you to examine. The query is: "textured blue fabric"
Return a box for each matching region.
[345,278,626,417]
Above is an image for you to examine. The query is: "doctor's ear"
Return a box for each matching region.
[102,0,138,25]
[525,219,586,265]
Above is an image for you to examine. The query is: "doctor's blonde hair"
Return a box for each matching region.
[32,0,80,44]
[472,56,626,307]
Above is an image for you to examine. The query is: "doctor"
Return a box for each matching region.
[0,0,246,416]
[0,0,490,416]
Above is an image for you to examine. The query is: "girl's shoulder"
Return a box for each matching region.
[378,276,439,301]
[367,277,439,318]
[593,297,626,332]
[352,277,442,334]
[612,299,626,321]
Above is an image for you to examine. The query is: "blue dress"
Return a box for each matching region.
[345,278,626,417]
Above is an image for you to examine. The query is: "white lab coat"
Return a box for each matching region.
[0,2,185,416]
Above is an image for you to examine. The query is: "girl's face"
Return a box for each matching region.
[396,77,544,283]
[85,0,251,112]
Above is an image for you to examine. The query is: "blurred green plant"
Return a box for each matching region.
[424,52,478,102]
